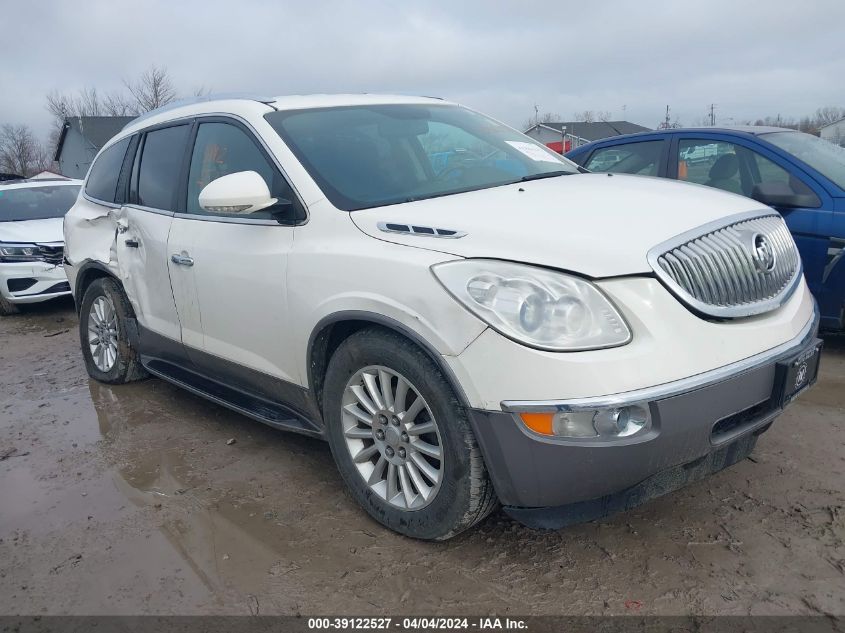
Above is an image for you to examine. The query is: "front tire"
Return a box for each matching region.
[78,277,147,384]
[0,294,20,316]
[323,328,497,540]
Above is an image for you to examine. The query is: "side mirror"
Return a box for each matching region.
[198,171,277,215]
[751,181,820,209]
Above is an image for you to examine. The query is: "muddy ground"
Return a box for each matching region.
[1,298,843,616]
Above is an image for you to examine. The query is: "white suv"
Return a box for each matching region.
[64,95,820,539]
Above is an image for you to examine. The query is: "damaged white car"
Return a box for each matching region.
[0,178,81,315]
[64,95,820,539]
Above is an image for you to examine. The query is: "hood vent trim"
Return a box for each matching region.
[377,222,466,239]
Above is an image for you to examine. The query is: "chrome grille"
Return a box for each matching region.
[648,212,801,318]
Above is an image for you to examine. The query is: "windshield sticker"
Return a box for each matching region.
[506,141,562,163]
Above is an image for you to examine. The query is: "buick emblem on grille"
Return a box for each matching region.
[752,233,776,273]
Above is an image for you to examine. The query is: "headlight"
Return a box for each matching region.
[431,259,631,351]
[0,244,41,262]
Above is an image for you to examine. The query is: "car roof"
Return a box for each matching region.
[120,93,449,139]
[0,178,82,191]
[668,125,792,135]
[569,125,797,151]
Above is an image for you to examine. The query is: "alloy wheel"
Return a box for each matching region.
[88,295,119,372]
[341,365,444,510]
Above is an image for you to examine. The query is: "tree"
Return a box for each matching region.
[522,110,560,131]
[0,124,50,177]
[814,106,845,128]
[124,65,176,112]
[46,65,183,125]
[573,110,595,123]
[44,65,186,166]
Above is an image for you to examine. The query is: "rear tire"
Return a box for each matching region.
[0,294,20,316]
[323,327,497,540]
[78,277,148,384]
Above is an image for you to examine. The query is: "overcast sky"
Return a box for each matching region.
[2,0,843,142]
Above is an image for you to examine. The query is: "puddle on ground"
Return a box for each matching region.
[3,303,844,614]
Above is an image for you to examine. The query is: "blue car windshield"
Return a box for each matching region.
[265,104,578,211]
[762,131,845,191]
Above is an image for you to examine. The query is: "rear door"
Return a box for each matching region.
[116,122,192,358]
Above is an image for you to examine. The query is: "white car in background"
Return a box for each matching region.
[64,95,820,539]
[0,179,81,315]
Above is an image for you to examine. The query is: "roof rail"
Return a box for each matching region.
[123,93,277,130]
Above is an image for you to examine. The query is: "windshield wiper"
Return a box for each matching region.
[520,170,575,182]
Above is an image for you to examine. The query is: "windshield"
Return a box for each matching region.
[762,131,845,191]
[266,104,578,211]
[0,185,80,222]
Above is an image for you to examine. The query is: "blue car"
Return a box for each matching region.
[566,127,845,331]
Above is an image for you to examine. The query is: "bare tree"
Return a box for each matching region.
[124,65,177,112]
[814,106,845,127]
[102,92,136,116]
[597,110,612,122]
[0,124,50,177]
[523,111,560,131]
[573,110,595,123]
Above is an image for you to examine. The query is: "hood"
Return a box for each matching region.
[0,218,65,245]
[350,174,769,277]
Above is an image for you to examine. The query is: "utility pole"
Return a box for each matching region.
[534,103,539,126]
[662,105,671,129]
[708,103,717,126]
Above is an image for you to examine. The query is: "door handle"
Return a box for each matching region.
[171,253,194,267]
[125,239,140,248]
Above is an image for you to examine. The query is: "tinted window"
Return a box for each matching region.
[137,125,190,210]
[0,185,80,222]
[678,140,744,194]
[677,139,818,203]
[85,137,130,202]
[585,141,663,176]
[266,104,577,211]
[187,122,287,218]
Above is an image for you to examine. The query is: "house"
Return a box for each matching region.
[523,121,652,153]
[819,117,845,147]
[54,116,136,179]
[30,170,68,180]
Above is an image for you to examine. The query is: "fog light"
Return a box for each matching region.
[593,405,649,437]
[518,404,650,439]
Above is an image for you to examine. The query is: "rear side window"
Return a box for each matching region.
[585,141,664,176]
[137,125,190,210]
[85,137,131,203]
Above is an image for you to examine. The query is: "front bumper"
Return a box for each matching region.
[467,304,821,525]
[0,261,71,304]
